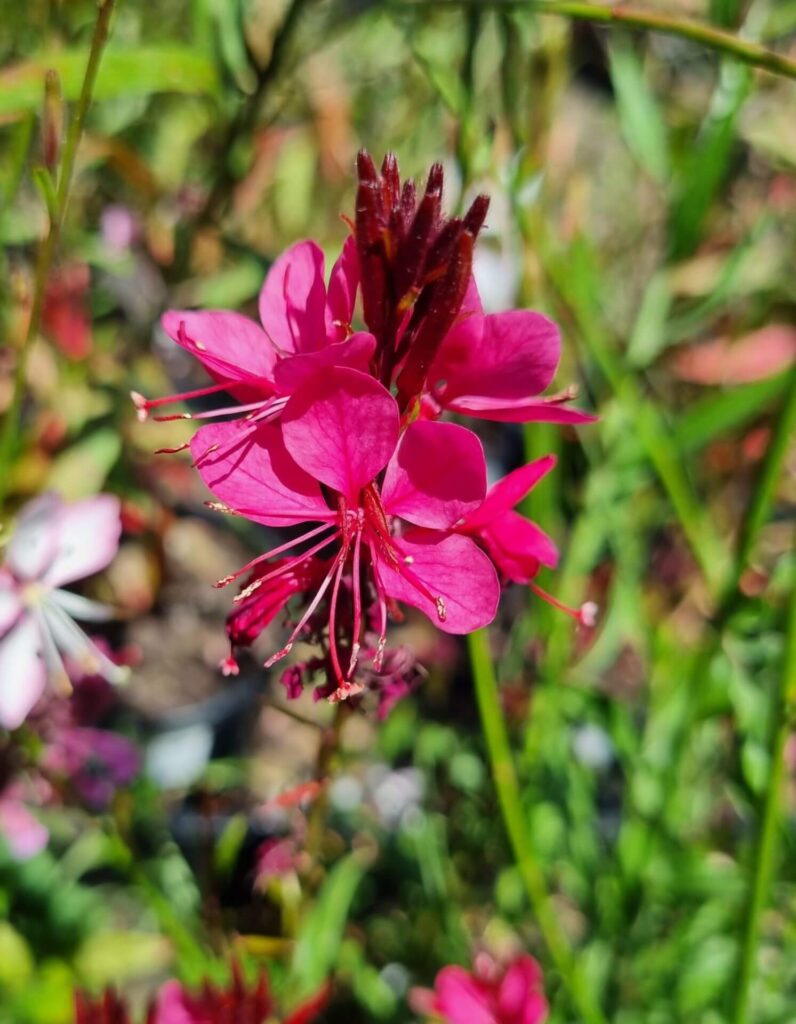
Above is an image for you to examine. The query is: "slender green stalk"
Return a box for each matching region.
[399,0,796,81]
[468,629,608,1024]
[733,365,796,594]
[732,551,796,1024]
[0,0,115,512]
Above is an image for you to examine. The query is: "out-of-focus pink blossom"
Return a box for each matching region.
[411,953,548,1024]
[41,263,92,361]
[43,725,139,809]
[0,493,126,730]
[672,324,796,385]
[0,787,48,860]
[254,836,298,889]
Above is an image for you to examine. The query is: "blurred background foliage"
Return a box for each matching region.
[0,0,795,1021]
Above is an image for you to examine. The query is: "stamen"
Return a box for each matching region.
[327,536,352,687]
[347,528,364,678]
[215,523,335,588]
[233,530,340,602]
[155,443,190,455]
[370,558,389,670]
[264,552,343,668]
[130,382,230,421]
[528,582,598,626]
[205,501,242,516]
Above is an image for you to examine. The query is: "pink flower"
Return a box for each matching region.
[0,788,48,860]
[196,367,499,697]
[456,456,559,584]
[148,963,329,1024]
[133,240,372,457]
[0,493,126,730]
[425,280,595,425]
[412,954,548,1024]
[43,725,139,809]
[457,456,597,625]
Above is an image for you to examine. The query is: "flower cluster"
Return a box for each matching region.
[140,152,594,701]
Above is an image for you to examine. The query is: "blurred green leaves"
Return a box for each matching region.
[0,47,220,119]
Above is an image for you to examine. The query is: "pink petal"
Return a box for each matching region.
[0,575,23,637]
[43,495,121,588]
[433,967,496,1024]
[0,798,48,860]
[0,615,46,730]
[431,310,560,405]
[258,240,327,355]
[460,273,484,319]
[480,511,558,582]
[377,532,499,634]
[497,956,547,1024]
[381,421,486,529]
[447,396,596,424]
[282,367,399,503]
[462,457,556,530]
[6,493,62,581]
[148,980,195,1024]
[672,325,796,385]
[273,332,376,394]
[162,310,277,384]
[325,236,360,341]
[192,422,333,526]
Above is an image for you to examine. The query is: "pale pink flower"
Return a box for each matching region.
[196,367,499,697]
[411,953,548,1024]
[0,787,48,860]
[0,493,125,730]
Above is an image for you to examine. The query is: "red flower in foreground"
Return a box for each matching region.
[411,953,548,1024]
[197,367,498,697]
[75,965,329,1024]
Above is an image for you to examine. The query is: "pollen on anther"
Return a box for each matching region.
[435,596,447,621]
[130,391,149,422]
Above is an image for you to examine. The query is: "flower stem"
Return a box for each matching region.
[0,0,115,513]
[399,0,796,81]
[732,554,796,1024]
[468,629,608,1024]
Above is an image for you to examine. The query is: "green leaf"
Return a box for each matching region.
[674,373,791,454]
[74,930,172,988]
[46,428,121,498]
[290,852,368,1000]
[626,273,672,367]
[608,38,669,184]
[31,164,57,222]
[669,62,751,258]
[214,813,248,884]
[0,47,220,118]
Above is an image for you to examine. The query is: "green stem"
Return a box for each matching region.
[0,0,115,513]
[732,552,796,1024]
[468,629,608,1024]
[732,365,796,596]
[399,0,796,81]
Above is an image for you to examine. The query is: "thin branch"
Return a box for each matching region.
[396,0,796,81]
